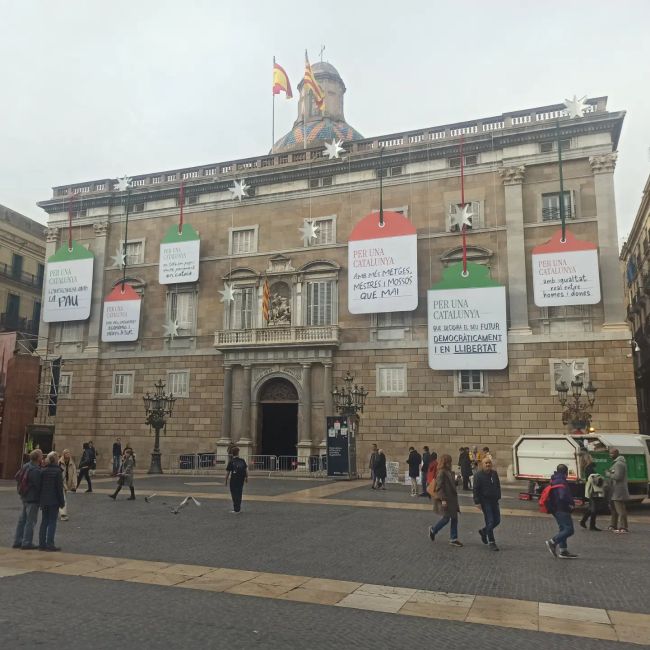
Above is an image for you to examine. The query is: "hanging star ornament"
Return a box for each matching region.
[219,283,237,303]
[229,179,249,201]
[557,360,584,386]
[563,95,589,119]
[299,220,320,245]
[448,204,473,230]
[114,175,132,192]
[110,247,126,269]
[163,318,179,340]
[324,138,345,160]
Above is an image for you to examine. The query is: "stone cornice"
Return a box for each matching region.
[589,152,617,174]
[499,166,525,185]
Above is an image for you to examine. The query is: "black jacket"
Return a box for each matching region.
[406,451,421,478]
[459,451,473,477]
[373,453,387,479]
[39,464,65,508]
[421,451,431,473]
[473,469,501,503]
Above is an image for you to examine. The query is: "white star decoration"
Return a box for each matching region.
[324,139,345,160]
[219,283,237,303]
[564,95,589,119]
[110,247,126,269]
[449,204,473,230]
[299,220,320,245]
[114,175,132,192]
[229,179,249,201]
[163,318,179,340]
[557,360,584,386]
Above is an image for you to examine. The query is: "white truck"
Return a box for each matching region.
[512,433,650,501]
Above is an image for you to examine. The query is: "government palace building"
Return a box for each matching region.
[35,61,636,472]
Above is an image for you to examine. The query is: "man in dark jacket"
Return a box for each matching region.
[473,457,502,551]
[406,447,422,496]
[13,449,43,549]
[459,447,473,491]
[39,451,66,551]
[112,437,122,476]
[545,464,578,559]
[76,442,93,492]
[419,446,431,497]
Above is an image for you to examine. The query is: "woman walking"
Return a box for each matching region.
[374,449,387,490]
[428,454,462,547]
[58,450,76,521]
[108,448,136,500]
[76,442,93,493]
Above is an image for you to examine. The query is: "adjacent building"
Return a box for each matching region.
[35,62,636,471]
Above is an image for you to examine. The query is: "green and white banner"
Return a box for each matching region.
[159,224,200,284]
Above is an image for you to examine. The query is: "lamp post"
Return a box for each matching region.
[555,377,597,432]
[143,379,176,474]
[332,371,368,416]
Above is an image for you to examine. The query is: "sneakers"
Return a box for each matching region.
[558,551,578,559]
[608,526,618,532]
[615,528,629,534]
[489,542,500,551]
[230,510,241,514]
[60,515,69,521]
[428,527,436,542]
[478,529,488,545]
[545,540,558,558]
[449,540,464,547]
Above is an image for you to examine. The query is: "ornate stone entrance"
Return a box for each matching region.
[257,378,298,457]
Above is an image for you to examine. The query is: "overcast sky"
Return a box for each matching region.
[1,0,648,240]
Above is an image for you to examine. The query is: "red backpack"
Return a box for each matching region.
[538,484,562,513]
[15,465,31,497]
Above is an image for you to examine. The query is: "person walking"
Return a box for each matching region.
[76,442,93,492]
[374,449,387,490]
[112,437,122,476]
[13,449,43,550]
[607,448,629,533]
[58,450,76,521]
[459,447,473,491]
[406,447,422,497]
[545,464,578,559]
[580,469,605,531]
[39,452,65,552]
[428,454,462,547]
[108,448,136,500]
[369,443,378,489]
[419,446,431,497]
[225,446,248,513]
[473,457,502,551]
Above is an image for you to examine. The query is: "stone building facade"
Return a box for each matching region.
[36,62,636,471]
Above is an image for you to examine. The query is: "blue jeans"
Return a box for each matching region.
[14,501,39,547]
[480,501,501,542]
[431,515,458,540]
[39,505,59,548]
[552,511,574,550]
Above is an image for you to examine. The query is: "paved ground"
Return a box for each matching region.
[1,475,649,648]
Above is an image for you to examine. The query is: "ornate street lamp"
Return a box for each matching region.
[555,376,597,431]
[143,379,176,474]
[332,371,368,416]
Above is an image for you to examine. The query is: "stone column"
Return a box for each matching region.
[216,365,233,459]
[320,362,334,453]
[36,227,59,356]
[590,153,627,328]
[297,362,313,458]
[235,365,253,462]
[86,221,109,353]
[499,166,532,334]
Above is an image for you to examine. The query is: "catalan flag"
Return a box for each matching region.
[262,278,270,323]
[272,58,293,99]
[303,50,325,111]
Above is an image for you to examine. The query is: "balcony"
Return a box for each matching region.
[0,263,43,290]
[214,325,340,350]
[0,313,39,335]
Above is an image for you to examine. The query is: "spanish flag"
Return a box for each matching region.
[303,51,325,111]
[272,58,293,99]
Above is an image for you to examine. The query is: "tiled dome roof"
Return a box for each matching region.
[273,118,364,152]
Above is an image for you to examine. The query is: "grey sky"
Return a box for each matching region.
[1,0,648,240]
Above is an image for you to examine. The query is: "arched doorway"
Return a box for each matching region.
[258,377,298,457]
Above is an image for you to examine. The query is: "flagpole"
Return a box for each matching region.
[272,56,275,151]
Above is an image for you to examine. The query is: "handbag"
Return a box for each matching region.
[426,478,437,498]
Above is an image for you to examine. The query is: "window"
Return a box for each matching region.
[377,365,407,396]
[168,290,196,336]
[95,183,106,191]
[230,227,257,255]
[152,176,162,184]
[58,372,72,397]
[175,195,199,207]
[540,139,571,154]
[449,155,478,168]
[550,359,588,394]
[306,281,333,325]
[71,209,87,219]
[377,312,407,328]
[132,179,146,187]
[376,166,403,178]
[167,370,189,397]
[121,239,145,265]
[309,177,333,189]
[11,254,23,279]
[305,217,335,246]
[132,202,145,213]
[542,192,574,221]
[449,201,481,231]
[231,287,254,329]
[457,370,485,393]
[6,293,20,322]
[112,372,134,397]
[32,301,41,325]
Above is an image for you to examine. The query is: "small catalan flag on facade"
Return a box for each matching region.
[272,58,293,99]
[303,50,325,111]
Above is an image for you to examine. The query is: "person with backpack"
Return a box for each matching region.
[419,446,431,497]
[225,446,248,513]
[108,447,136,500]
[473,457,502,551]
[428,454,462,547]
[39,451,65,551]
[579,454,604,531]
[543,464,578,559]
[76,442,94,492]
[13,449,43,549]
[406,446,422,497]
